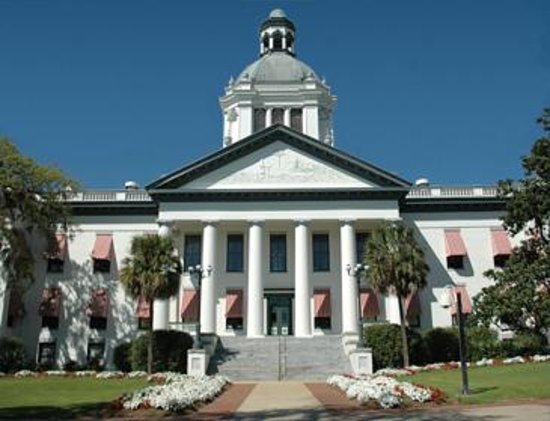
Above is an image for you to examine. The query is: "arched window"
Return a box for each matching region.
[286,33,294,52]
[272,108,284,125]
[254,108,266,132]
[291,108,303,132]
[262,35,269,51]
[273,31,283,51]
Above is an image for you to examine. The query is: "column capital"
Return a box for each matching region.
[247,219,265,226]
[157,219,175,237]
[339,218,357,226]
[201,219,220,227]
[293,219,310,227]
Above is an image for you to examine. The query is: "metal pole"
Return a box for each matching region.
[357,275,363,347]
[456,291,469,395]
[193,270,203,349]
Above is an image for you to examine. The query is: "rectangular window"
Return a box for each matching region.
[270,234,287,272]
[47,258,64,273]
[38,342,56,366]
[184,235,202,271]
[355,232,369,264]
[89,317,107,330]
[447,255,464,270]
[313,234,330,272]
[42,316,59,329]
[314,317,331,330]
[138,317,151,330]
[226,234,244,272]
[87,342,105,367]
[93,259,111,273]
[494,255,509,268]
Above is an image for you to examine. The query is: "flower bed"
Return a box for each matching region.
[121,374,229,412]
[327,374,441,408]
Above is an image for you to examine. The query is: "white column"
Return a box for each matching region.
[266,108,272,127]
[247,221,264,337]
[283,108,291,127]
[153,220,173,331]
[269,35,274,50]
[340,220,359,334]
[295,220,312,337]
[200,221,218,334]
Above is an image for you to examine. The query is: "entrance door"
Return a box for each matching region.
[267,294,293,336]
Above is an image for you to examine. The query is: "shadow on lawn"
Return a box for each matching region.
[0,402,106,419]
[469,386,499,395]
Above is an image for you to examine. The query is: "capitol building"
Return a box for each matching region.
[0,9,514,371]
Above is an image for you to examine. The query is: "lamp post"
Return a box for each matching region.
[440,285,469,395]
[188,264,212,349]
[346,263,369,347]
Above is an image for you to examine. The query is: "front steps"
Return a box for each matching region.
[208,335,351,381]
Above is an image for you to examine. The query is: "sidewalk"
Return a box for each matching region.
[197,381,550,420]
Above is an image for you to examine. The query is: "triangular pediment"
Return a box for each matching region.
[147,125,410,191]
[185,141,376,190]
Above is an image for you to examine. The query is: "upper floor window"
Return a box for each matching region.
[270,234,287,272]
[184,235,202,271]
[47,258,64,273]
[313,234,330,272]
[290,109,302,132]
[253,108,266,132]
[272,108,284,125]
[355,232,369,264]
[226,234,244,272]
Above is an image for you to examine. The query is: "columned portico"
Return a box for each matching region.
[200,221,218,334]
[294,220,312,337]
[153,219,173,330]
[247,221,265,337]
[340,219,359,334]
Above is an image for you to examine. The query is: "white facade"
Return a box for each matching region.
[0,9,516,369]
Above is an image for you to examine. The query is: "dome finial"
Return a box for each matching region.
[269,8,286,18]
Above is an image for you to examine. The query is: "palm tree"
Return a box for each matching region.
[120,234,181,373]
[365,222,429,367]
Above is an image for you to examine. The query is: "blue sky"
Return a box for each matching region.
[1,0,549,188]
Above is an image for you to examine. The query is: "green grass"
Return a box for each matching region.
[398,361,550,405]
[0,377,148,418]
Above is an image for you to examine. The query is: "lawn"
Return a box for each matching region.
[0,377,148,418]
[399,361,550,405]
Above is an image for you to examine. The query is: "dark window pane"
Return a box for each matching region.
[38,342,56,366]
[253,108,266,132]
[270,235,287,272]
[93,259,110,273]
[355,232,369,263]
[494,255,509,268]
[138,317,151,330]
[290,109,302,132]
[314,317,331,329]
[184,235,202,271]
[226,234,244,272]
[90,317,107,330]
[447,256,464,269]
[87,342,105,366]
[313,234,330,272]
[226,317,243,330]
[272,108,284,125]
[273,31,283,50]
[42,316,59,329]
[47,258,64,273]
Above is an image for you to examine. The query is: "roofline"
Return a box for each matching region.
[146,125,412,190]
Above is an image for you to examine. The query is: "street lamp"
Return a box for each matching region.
[346,263,369,347]
[188,264,212,349]
[440,285,469,395]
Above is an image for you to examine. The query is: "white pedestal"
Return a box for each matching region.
[187,349,208,376]
[350,347,373,376]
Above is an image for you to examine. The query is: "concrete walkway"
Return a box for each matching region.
[198,381,550,420]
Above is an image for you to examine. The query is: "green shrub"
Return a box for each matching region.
[363,324,425,369]
[63,360,79,372]
[465,326,503,361]
[507,332,548,356]
[113,342,132,372]
[424,327,459,363]
[0,337,27,373]
[129,330,194,373]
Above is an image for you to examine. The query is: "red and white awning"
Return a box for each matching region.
[444,229,467,257]
[226,289,243,318]
[491,228,512,257]
[314,289,331,318]
[359,288,379,318]
[450,285,473,315]
[136,296,151,319]
[91,234,114,260]
[39,288,62,318]
[87,288,109,318]
[405,291,421,318]
[181,289,200,321]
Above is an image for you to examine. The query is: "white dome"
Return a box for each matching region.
[237,52,319,83]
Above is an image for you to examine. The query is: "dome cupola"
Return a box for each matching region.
[259,9,296,56]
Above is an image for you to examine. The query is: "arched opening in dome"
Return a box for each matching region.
[286,33,294,52]
[272,108,284,125]
[291,108,303,132]
[262,34,269,51]
[253,108,266,132]
[272,31,283,51]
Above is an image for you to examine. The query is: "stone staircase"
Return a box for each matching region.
[208,335,351,381]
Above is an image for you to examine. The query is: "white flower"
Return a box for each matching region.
[533,354,550,362]
[75,370,97,377]
[14,370,35,377]
[128,371,148,378]
[122,375,229,411]
[96,371,124,379]
[45,370,67,376]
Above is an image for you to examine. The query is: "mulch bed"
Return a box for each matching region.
[305,382,362,413]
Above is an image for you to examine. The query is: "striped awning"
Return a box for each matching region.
[87,288,109,318]
[405,291,421,318]
[46,234,67,261]
[450,285,473,315]
[314,289,331,318]
[226,289,243,318]
[360,288,379,318]
[136,296,151,319]
[39,288,62,318]
[491,228,512,257]
[91,234,114,260]
[181,289,200,321]
[444,229,467,257]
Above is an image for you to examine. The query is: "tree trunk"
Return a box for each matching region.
[397,295,410,367]
[148,299,154,374]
